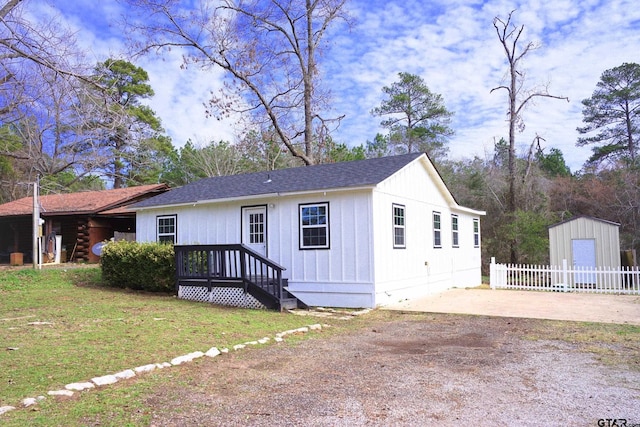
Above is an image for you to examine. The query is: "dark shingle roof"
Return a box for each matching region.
[133,153,424,208]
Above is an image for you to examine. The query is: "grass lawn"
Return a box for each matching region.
[2,265,638,426]
[0,265,351,425]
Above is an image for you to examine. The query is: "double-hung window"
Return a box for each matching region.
[473,218,480,247]
[433,211,442,248]
[299,202,329,249]
[157,215,177,244]
[393,204,406,249]
[451,214,459,248]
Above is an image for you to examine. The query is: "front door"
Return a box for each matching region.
[242,206,267,257]
[572,239,596,285]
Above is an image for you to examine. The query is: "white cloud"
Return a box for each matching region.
[33,0,640,171]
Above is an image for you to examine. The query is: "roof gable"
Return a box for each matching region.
[548,215,621,229]
[133,153,426,208]
[0,184,169,217]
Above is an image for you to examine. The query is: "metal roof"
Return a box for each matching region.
[0,184,169,217]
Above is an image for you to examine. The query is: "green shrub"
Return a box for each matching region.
[101,240,175,292]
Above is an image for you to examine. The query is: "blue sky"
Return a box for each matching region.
[38,0,640,171]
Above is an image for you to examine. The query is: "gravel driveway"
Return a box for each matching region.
[144,312,640,426]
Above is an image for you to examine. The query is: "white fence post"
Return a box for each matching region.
[490,257,496,290]
[488,257,640,295]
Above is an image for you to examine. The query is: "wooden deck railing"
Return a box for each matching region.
[174,244,287,300]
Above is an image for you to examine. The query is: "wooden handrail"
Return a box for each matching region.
[174,244,287,300]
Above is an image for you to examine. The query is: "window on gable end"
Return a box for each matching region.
[393,204,406,249]
[451,214,459,248]
[433,211,442,248]
[473,218,480,247]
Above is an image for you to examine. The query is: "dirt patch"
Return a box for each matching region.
[142,313,639,426]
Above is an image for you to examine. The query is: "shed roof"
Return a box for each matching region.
[0,184,169,217]
[132,153,430,209]
[548,215,620,229]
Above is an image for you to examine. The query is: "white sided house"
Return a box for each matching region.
[132,153,485,309]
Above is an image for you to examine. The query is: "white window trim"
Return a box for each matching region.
[433,211,442,248]
[473,218,480,248]
[299,202,330,250]
[393,204,406,249]
[451,214,459,248]
[157,214,177,244]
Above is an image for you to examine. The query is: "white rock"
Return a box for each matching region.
[0,406,16,416]
[114,369,136,380]
[245,341,259,346]
[220,348,229,353]
[258,337,270,344]
[205,347,221,358]
[171,351,204,365]
[65,382,95,391]
[92,374,118,386]
[22,397,38,407]
[134,364,157,373]
[156,362,171,368]
[232,344,246,351]
[309,324,322,330]
[48,390,74,397]
[274,337,284,342]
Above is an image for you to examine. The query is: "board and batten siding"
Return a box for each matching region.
[548,216,620,268]
[269,189,376,308]
[134,155,483,309]
[371,156,483,306]
[135,189,377,308]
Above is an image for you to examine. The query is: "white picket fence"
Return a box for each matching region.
[489,257,640,295]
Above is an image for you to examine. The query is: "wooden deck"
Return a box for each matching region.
[174,244,300,311]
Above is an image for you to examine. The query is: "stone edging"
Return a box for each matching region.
[0,323,329,417]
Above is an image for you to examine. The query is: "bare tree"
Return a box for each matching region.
[491,10,568,262]
[0,1,168,194]
[0,0,112,196]
[124,0,349,165]
[0,0,102,109]
[491,11,568,213]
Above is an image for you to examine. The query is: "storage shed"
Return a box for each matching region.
[548,216,621,269]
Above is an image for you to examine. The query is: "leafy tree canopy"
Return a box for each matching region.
[577,62,640,166]
[371,72,453,162]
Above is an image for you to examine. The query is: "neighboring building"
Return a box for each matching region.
[548,216,621,269]
[0,184,169,264]
[132,153,485,308]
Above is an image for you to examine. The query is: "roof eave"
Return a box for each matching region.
[131,185,377,210]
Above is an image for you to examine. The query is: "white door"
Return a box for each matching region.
[242,206,267,257]
[572,239,596,285]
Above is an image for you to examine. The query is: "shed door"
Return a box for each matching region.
[572,239,596,284]
[242,206,267,257]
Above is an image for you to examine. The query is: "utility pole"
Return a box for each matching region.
[32,178,40,270]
